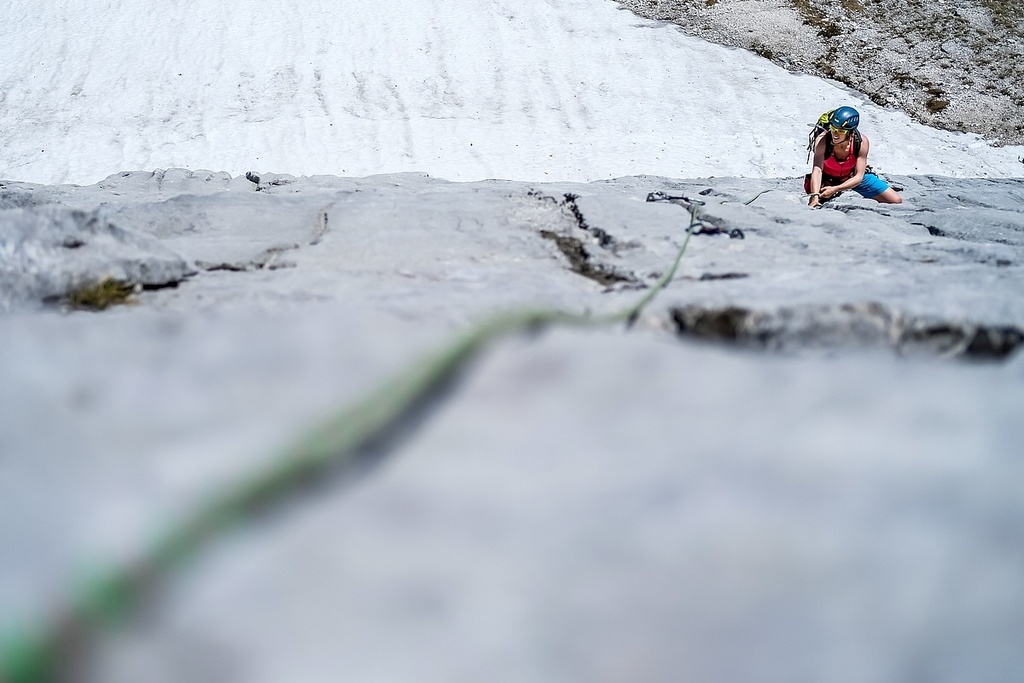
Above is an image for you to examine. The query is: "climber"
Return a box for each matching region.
[805,106,902,208]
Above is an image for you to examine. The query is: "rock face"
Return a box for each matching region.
[617,0,1024,145]
[1,171,1023,682]
[0,192,195,311]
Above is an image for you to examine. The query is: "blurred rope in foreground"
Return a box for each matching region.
[0,205,699,683]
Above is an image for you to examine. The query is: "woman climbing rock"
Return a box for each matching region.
[805,106,903,207]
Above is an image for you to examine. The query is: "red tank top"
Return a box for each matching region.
[822,144,857,182]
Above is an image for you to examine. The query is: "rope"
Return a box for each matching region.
[743,189,773,206]
[0,204,699,683]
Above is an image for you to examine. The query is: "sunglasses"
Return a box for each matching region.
[829,126,852,135]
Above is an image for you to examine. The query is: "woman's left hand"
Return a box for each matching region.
[819,186,837,200]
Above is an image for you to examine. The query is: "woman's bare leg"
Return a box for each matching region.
[872,188,903,204]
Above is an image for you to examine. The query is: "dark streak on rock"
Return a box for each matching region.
[562,193,615,247]
[195,244,300,273]
[311,210,329,246]
[538,230,635,287]
[672,305,759,343]
[670,302,1024,361]
[139,280,183,292]
[527,190,639,287]
[699,272,749,281]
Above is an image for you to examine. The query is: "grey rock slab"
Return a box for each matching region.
[0,204,195,311]
[608,177,1024,330]
[1,171,1023,681]
[0,302,448,622]
[83,328,1024,683]
[8,170,1021,326]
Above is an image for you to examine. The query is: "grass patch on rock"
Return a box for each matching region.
[64,278,138,311]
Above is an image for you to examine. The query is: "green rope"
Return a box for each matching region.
[0,206,698,683]
[743,189,773,206]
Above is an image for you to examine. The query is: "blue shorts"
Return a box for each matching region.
[853,173,890,199]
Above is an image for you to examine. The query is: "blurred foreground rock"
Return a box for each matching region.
[1,170,1022,682]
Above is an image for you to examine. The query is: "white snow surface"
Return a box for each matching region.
[2,0,1023,185]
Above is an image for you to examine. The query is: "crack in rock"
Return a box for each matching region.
[912,222,948,237]
[538,229,636,287]
[696,272,750,281]
[310,209,330,245]
[561,193,616,247]
[527,190,621,247]
[195,243,300,272]
[525,190,641,288]
[670,302,1024,360]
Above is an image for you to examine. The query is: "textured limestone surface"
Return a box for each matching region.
[1,170,1023,682]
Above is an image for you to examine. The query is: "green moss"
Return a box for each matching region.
[64,278,137,311]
